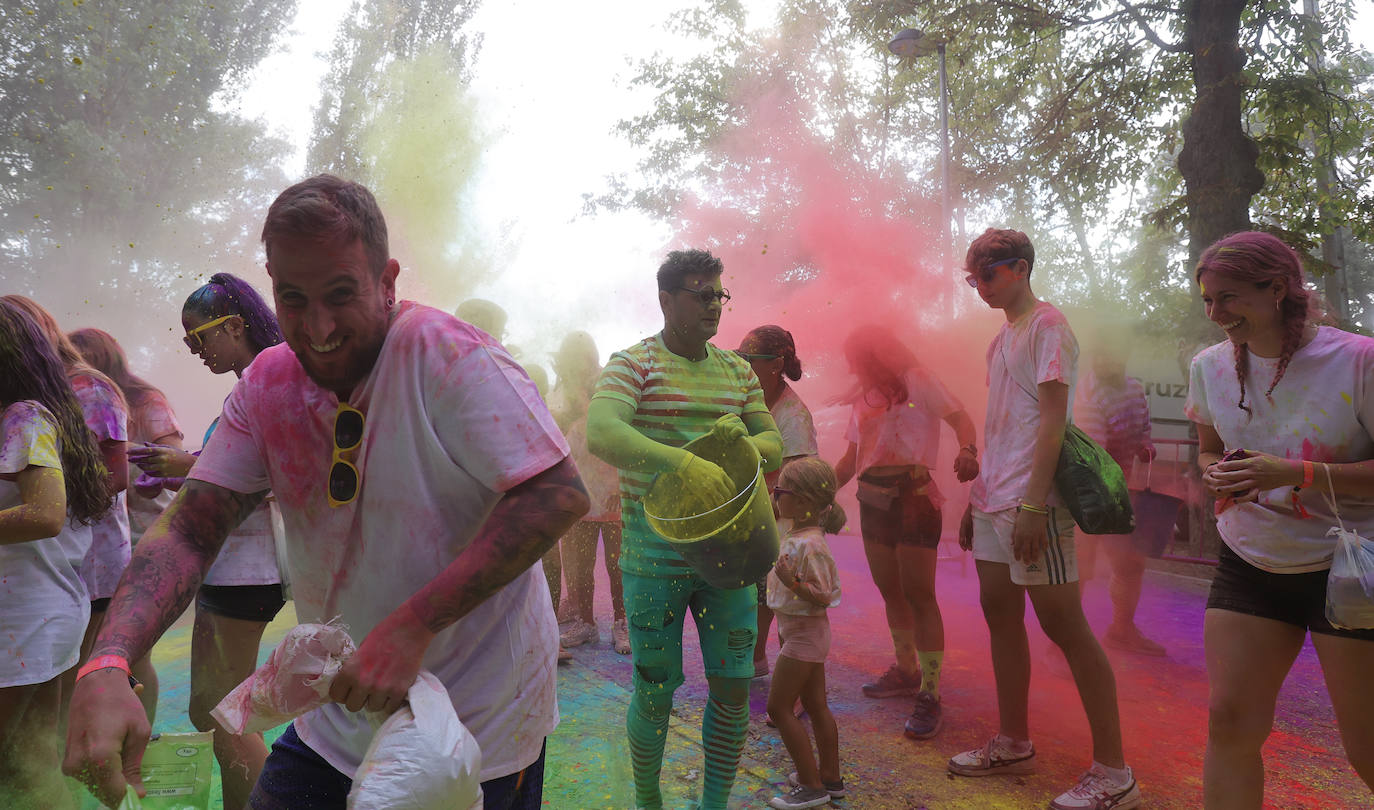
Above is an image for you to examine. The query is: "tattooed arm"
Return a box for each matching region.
[328,455,590,714]
[62,480,262,806]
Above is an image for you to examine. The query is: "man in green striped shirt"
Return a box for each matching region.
[588,248,782,810]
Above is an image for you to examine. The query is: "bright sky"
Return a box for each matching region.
[228,0,781,368]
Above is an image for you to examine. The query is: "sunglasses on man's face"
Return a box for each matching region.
[183,314,238,351]
[770,486,794,498]
[964,257,1022,288]
[737,352,779,362]
[328,403,365,508]
[674,287,732,305]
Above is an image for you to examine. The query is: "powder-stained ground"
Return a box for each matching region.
[76,531,1371,809]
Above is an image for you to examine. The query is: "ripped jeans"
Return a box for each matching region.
[621,569,756,809]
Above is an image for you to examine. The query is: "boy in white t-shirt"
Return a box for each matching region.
[64,176,591,810]
[951,228,1140,810]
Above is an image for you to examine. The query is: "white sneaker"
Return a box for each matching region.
[612,618,631,655]
[768,784,831,809]
[1049,763,1142,809]
[560,619,599,648]
[947,735,1037,777]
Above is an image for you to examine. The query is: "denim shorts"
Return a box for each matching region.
[249,723,547,810]
[623,569,757,688]
[1207,544,1374,640]
[857,469,942,549]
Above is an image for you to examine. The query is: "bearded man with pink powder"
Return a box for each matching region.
[63,174,589,810]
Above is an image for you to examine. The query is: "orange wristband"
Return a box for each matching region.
[1301,460,1314,488]
[75,654,130,683]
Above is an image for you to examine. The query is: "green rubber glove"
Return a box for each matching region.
[710,413,748,443]
[674,452,737,505]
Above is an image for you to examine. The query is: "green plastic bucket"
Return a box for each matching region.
[642,432,780,590]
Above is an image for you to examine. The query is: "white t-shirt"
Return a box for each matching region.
[766,525,841,616]
[1185,326,1374,573]
[773,385,819,460]
[845,368,962,473]
[189,302,569,781]
[971,301,1079,513]
[200,417,281,587]
[0,401,93,686]
[71,372,131,601]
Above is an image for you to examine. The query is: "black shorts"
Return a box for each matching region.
[1206,544,1374,640]
[90,597,112,614]
[857,469,942,549]
[197,583,287,623]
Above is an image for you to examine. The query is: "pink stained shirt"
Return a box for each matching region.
[189,302,570,781]
[1186,326,1374,572]
[70,371,131,601]
[971,301,1079,514]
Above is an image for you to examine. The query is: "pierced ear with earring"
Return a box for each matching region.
[386,297,395,308]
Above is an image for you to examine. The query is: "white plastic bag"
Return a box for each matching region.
[212,621,356,735]
[1321,464,1374,629]
[348,670,483,810]
[1326,524,1374,629]
[212,623,483,810]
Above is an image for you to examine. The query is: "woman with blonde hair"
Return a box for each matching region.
[766,456,846,809]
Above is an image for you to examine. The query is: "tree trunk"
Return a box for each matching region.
[1177,0,1266,265]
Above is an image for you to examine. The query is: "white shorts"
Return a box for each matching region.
[972,506,1078,586]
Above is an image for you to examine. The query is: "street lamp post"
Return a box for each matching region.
[888,29,954,291]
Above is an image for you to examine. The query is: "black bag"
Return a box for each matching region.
[1055,424,1135,535]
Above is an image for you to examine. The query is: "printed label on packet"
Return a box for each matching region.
[143,762,197,797]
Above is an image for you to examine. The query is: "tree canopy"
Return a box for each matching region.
[0,0,296,310]
[599,0,1374,336]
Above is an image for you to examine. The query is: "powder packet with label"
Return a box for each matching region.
[116,731,214,810]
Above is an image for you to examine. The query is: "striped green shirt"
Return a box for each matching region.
[592,333,769,576]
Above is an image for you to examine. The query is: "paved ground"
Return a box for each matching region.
[76,531,1371,809]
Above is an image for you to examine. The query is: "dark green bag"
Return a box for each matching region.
[1055,424,1135,535]
[998,341,1135,534]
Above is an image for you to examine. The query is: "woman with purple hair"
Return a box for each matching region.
[129,272,287,810]
[0,299,110,809]
[1186,231,1374,806]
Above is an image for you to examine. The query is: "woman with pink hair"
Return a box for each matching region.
[1186,231,1374,806]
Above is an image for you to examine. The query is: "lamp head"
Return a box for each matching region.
[888,28,941,58]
